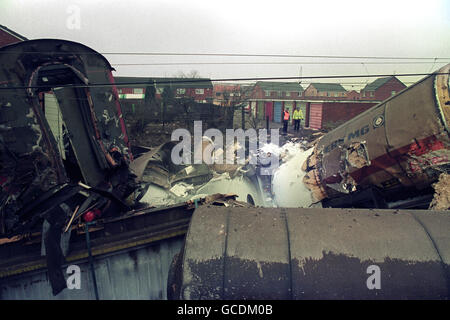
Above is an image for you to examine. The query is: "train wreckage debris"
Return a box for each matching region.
[1,38,449,299]
[303,64,450,208]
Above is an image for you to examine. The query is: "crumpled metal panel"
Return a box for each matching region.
[304,64,450,200]
[171,206,450,299]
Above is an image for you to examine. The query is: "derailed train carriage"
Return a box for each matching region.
[0,39,138,295]
[0,39,137,238]
[1,38,449,299]
[303,64,450,209]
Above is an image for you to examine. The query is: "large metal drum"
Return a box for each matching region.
[168,206,450,299]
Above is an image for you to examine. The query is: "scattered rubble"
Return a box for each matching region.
[131,138,265,207]
[1,39,449,299]
[300,63,450,207]
[346,142,370,169]
[272,146,317,207]
[429,173,450,210]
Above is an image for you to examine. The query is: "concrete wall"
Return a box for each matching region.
[321,102,377,130]
[307,102,377,130]
[0,237,184,300]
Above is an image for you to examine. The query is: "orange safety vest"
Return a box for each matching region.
[284,110,290,120]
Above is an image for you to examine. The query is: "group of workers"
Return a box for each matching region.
[283,107,304,134]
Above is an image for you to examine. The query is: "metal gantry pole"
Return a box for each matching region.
[85,222,99,300]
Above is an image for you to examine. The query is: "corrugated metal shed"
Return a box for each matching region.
[0,237,183,300]
[274,101,282,123]
[265,102,273,121]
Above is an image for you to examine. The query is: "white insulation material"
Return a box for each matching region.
[272,144,316,208]
[140,141,317,209]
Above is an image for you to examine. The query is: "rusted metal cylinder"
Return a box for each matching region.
[168,206,450,299]
[303,64,450,202]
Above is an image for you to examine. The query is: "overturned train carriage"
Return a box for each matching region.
[303,64,450,208]
[0,40,138,294]
[0,39,136,237]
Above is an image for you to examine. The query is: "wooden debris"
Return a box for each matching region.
[64,205,80,233]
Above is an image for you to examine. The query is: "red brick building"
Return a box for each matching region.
[360,76,406,101]
[304,83,347,99]
[213,83,251,107]
[248,81,304,123]
[346,90,360,100]
[0,25,27,47]
[251,81,304,100]
[114,77,213,103]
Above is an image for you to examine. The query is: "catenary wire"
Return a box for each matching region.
[111,61,450,66]
[1,50,450,61]
[0,72,447,90]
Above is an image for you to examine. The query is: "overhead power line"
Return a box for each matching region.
[95,53,450,60]
[112,61,450,66]
[0,72,447,90]
[2,51,450,61]
[3,80,422,98]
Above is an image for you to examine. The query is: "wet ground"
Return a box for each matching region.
[128,119,324,149]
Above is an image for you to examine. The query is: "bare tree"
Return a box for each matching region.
[174,70,202,79]
[215,84,255,129]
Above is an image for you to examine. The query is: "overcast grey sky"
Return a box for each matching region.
[1,0,449,89]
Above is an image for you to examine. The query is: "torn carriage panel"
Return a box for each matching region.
[0,39,136,237]
[303,64,450,203]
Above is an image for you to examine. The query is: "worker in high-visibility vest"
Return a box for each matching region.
[283,109,290,134]
[293,107,304,133]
